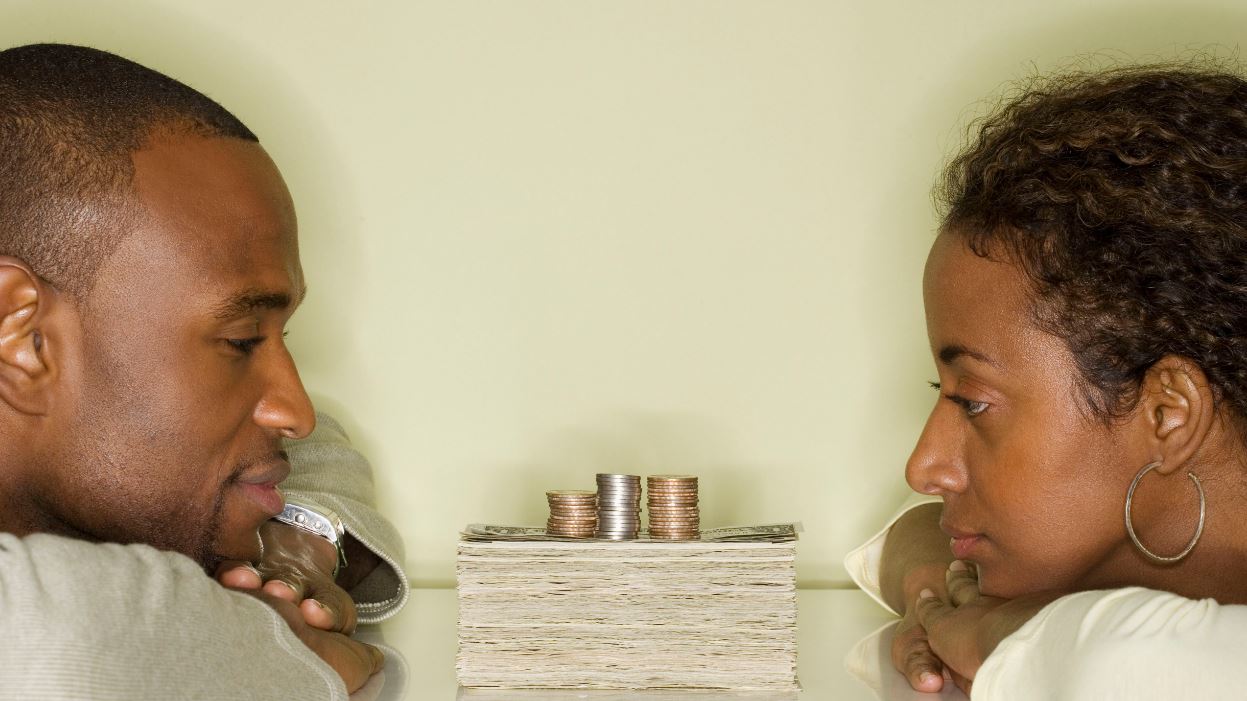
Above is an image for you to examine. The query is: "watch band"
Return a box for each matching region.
[273,498,348,577]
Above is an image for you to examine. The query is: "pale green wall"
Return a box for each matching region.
[3,1,1245,586]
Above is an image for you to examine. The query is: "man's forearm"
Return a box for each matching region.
[2,532,347,700]
[879,502,954,612]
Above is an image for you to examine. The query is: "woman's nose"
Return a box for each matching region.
[906,406,968,496]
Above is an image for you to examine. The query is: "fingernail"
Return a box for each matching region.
[919,588,935,599]
[278,580,298,593]
[920,672,939,685]
[949,559,967,572]
[313,600,330,612]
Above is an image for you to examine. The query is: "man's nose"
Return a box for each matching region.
[253,344,315,440]
[905,406,967,496]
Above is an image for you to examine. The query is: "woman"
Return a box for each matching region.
[846,65,1247,698]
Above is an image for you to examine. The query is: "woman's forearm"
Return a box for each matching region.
[879,501,954,612]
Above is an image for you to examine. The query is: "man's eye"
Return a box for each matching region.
[226,337,264,354]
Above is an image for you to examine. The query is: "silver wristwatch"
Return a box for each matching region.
[273,498,348,577]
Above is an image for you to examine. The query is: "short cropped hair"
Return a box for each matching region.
[937,64,1247,424]
[0,43,257,298]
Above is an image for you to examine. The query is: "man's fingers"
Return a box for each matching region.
[323,636,385,693]
[262,577,304,602]
[367,642,385,676]
[300,599,334,630]
[250,589,383,695]
[300,592,358,634]
[946,560,980,607]
[301,584,359,634]
[215,561,262,589]
[257,559,359,632]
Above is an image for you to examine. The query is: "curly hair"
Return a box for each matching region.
[936,64,1247,424]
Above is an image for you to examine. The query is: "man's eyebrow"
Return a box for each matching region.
[938,343,1000,368]
[212,286,307,319]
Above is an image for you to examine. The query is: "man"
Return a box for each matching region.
[0,43,406,698]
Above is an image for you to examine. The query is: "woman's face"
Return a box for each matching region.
[907,232,1150,598]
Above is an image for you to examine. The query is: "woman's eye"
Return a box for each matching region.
[932,383,989,418]
[226,337,264,354]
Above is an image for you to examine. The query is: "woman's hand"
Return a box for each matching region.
[891,564,953,692]
[880,502,959,691]
[914,561,1060,694]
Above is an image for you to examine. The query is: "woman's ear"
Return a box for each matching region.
[1138,356,1216,474]
[0,258,57,416]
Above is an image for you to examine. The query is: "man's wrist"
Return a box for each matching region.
[272,499,347,576]
[260,520,340,576]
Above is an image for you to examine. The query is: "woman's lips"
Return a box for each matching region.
[941,517,985,560]
[950,534,983,560]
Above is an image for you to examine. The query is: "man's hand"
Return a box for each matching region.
[913,561,1058,695]
[217,520,357,633]
[239,587,383,693]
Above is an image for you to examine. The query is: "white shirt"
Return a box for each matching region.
[843,498,1247,700]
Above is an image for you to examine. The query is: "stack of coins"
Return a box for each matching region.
[646,475,700,540]
[545,490,598,538]
[595,473,642,540]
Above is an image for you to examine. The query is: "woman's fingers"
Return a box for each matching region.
[914,588,949,631]
[902,639,946,692]
[945,560,980,607]
[950,667,974,696]
[892,608,945,691]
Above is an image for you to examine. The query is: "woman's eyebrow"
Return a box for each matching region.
[938,343,1000,368]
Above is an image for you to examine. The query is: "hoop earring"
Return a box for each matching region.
[1124,461,1206,564]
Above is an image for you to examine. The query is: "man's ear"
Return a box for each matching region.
[1138,355,1216,475]
[0,258,57,415]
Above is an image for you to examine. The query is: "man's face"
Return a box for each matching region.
[43,134,314,570]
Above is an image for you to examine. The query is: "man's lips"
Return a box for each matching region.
[234,454,292,517]
[236,453,292,487]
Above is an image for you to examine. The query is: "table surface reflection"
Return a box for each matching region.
[352,589,968,701]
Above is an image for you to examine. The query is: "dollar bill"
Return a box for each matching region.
[460,523,799,543]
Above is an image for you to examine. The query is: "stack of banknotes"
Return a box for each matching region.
[456,524,799,690]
